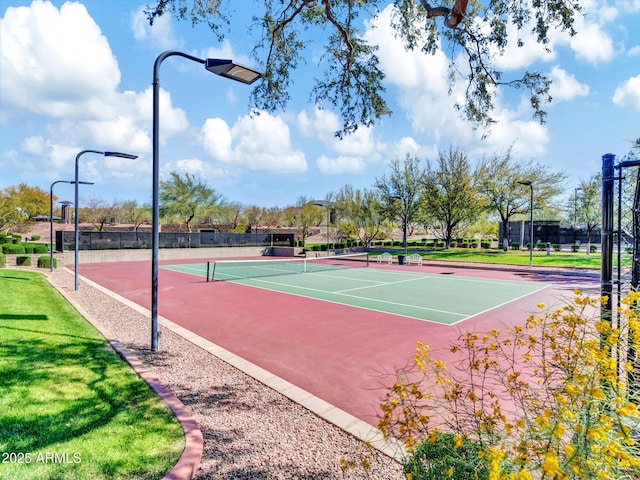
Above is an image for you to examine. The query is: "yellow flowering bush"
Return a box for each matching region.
[378,290,640,479]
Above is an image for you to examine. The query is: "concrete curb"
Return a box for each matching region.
[48,270,204,480]
[74,270,408,462]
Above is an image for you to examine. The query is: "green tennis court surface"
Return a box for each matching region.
[162,257,548,325]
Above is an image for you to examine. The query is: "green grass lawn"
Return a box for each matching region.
[419,248,603,269]
[0,270,184,480]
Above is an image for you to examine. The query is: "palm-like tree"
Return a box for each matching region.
[159,172,224,232]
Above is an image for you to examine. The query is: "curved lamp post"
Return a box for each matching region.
[50,180,93,272]
[313,200,331,252]
[517,180,534,267]
[74,150,137,290]
[151,51,261,351]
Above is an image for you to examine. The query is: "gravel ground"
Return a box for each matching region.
[43,267,404,480]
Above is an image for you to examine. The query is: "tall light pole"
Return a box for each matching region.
[74,150,137,290]
[50,180,93,272]
[151,51,261,351]
[313,200,331,252]
[573,187,581,243]
[518,180,534,267]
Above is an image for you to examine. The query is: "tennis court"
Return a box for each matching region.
[79,256,598,427]
[161,254,549,325]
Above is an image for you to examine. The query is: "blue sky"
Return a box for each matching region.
[1,0,639,210]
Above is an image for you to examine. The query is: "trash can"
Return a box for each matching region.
[398,254,406,265]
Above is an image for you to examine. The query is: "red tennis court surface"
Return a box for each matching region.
[78,259,600,427]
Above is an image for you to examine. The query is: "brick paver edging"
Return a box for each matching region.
[48,274,203,480]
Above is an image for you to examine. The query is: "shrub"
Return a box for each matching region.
[590,244,598,253]
[0,233,7,245]
[23,244,35,254]
[0,253,5,268]
[536,242,547,251]
[2,244,25,254]
[33,243,48,253]
[403,433,488,480]
[16,256,31,266]
[30,235,41,241]
[37,256,56,269]
[480,240,491,249]
[378,291,640,480]
[552,243,562,252]
[571,244,580,253]
[511,241,520,250]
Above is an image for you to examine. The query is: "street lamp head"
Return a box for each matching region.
[204,59,261,84]
[71,181,95,185]
[517,180,532,186]
[104,151,138,160]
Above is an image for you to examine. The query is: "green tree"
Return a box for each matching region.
[145,0,583,135]
[574,173,601,254]
[242,205,265,235]
[261,206,284,230]
[0,183,50,232]
[159,172,223,232]
[476,147,567,248]
[296,196,325,244]
[375,154,426,252]
[121,200,152,235]
[332,184,387,246]
[209,201,243,232]
[422,147,483,248]
[82,199,122,232]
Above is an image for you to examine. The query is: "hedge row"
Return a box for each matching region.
[0,233,22,245]
[1,243,49,254]
[0,254,55,269]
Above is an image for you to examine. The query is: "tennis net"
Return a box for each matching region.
[207,252,370,282]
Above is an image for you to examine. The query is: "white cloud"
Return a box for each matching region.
[364,5,555,159]
[613,75,640,110]
[296,107,385,170]
[316,155,367,174]
[616,0,640,13]
[628,45,640,56]
[21,136,46,156]
[492,23,557,71]
[201,112,308,173]
[297,108,341,138]
[567,20,615,64]
[391,137,438,160]
[165,157,208,176]
[548,66,590,101]
[131,5,180,50]
[202,40,254,70]
[0,1,121,118]
[201,118,232,160]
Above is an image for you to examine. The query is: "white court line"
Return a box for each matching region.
[228,279,457,325]
[247,276,467,319]
[450,284,551,325]
[334,275,431,293]
[163,264,207,275]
